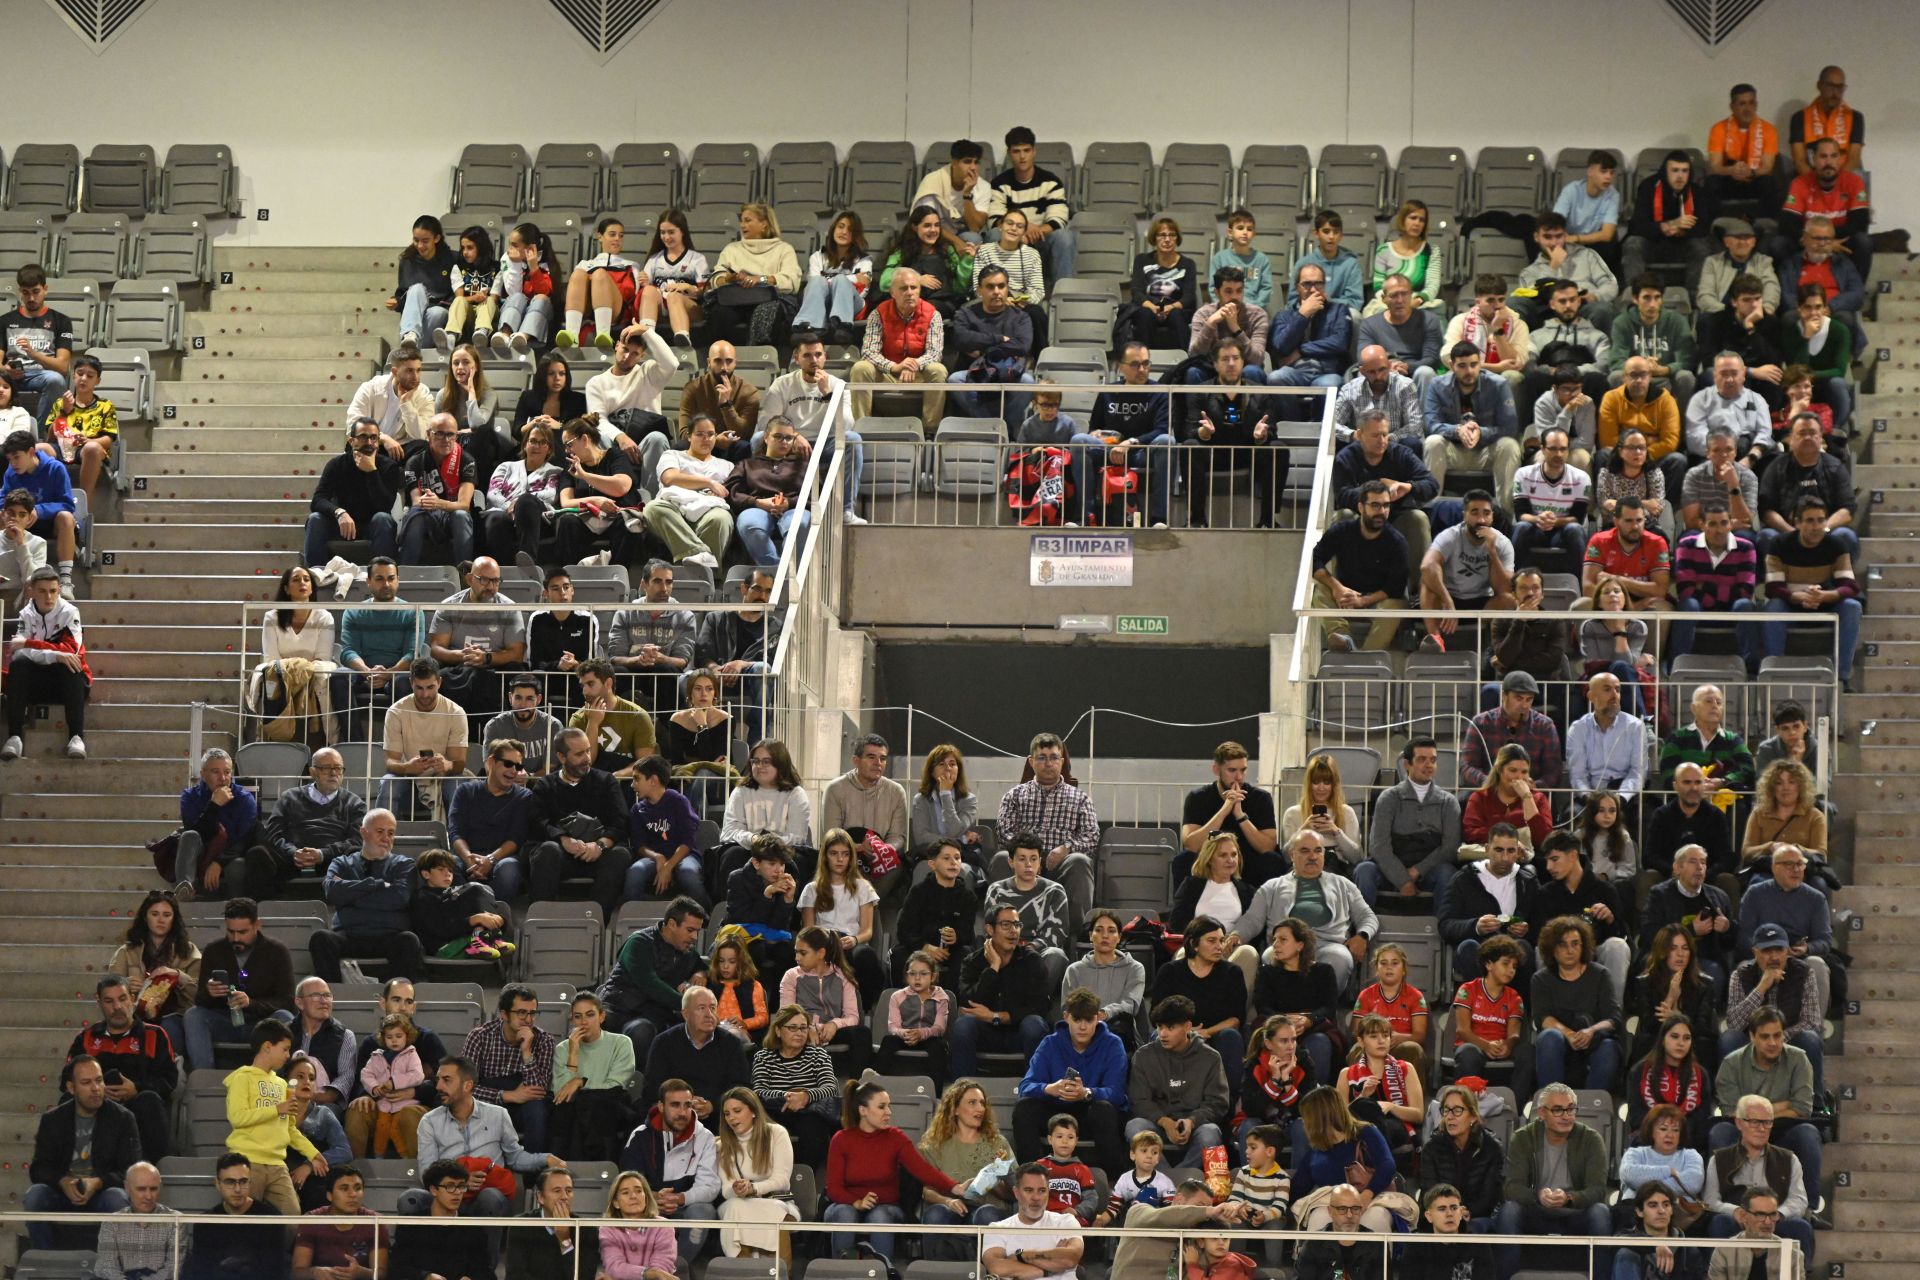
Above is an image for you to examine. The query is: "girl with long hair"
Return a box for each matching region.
[799,828,886,1006]
[778,926,871,1075]
[715,1086,796,1258]
[638,209,710,345]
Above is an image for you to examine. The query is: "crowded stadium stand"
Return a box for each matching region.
[2,3,1919,1278]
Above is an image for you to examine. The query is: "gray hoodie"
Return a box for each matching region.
[1518,245,1620,307]
[1126,1034,1228,1127]
[1366,778,1464,888]
[1063,951,1147,1023]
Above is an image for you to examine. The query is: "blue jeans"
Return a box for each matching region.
[304,510,398,568]
[1352,858,1455,909]
[23,1182,129,1250]
[398,282,448,343]
[1038,226,1077,284]
[1264,364,1343,419]
[376,772,461,818]
[625,852,709,907]
[398,506,474,565]
[12,364,68,420]
[1764,596,1862,680]
[183,1003,252,1071]
[736,507,809,566]
[824,428,865,514]
[923,1202,1007,1260]
[1067,432,1172,524]
[950,1012,1048,1076]
[1492,1198,1613,1273]
[795,275,863,329]
[826,1202,904,1259]
[1124,1118,1225,1166]
[1512,520,1586,572]
[946,369,1035,422]
[1671,595,1760,668]
[1532,1027,1624,1093]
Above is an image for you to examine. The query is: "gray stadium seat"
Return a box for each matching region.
[1066,210,1136,280]
[82,144,156,216]
[1159,143,1234,211]
[707,1258,786,1280]
[44,279,99,352]
[525,981,580,1039]
[856,417,928,500]
[53,215,131,281]
[160,143,239,217]
[1311,652,1393,738]
[610,143,681,212]
[132,214,212,285]
[1239,144,1312,218]
[932,418,1007,499]
[520,900,604,983]
[0,211,52,277]
[869,1074,939,1137]
[1463,228,1531,287]
[686,206,740,244]
[451,144,531,212]
[1316,145,1391,222]
[1404,651,1480,742]
[1079,141,1155,215]
[688,143,762,209]
[532,143,608,213]
[1033,141,1076,199]
[103,282,182,353]
[1474,147,1549,217]
[1047,289,1119,349]
[237,741,312,801]
[765,142,840,211]
[843,141,918,213]
[13,1251,97,1280]
[91,347,151,424]
[1393,146,1472,222]
[6,144,81,215]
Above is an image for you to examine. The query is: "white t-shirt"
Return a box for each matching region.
[913,167,989,234]
[982,1211,1081,1280]
[798,878,879,938]
[657,450,733,517]
[1195,879,1246,938]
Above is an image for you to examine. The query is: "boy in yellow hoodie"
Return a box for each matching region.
[224,1019,324,1215]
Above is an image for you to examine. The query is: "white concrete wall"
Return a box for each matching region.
[6,0,1913,245]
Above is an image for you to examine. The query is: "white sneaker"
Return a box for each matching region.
[577,550,612,567]
[0,736,20,761]
[489,330,513,356]
[399,331,419,347]
[1152,521,1169,529]
[431,326,452,354]
[65,735,86,759]
[685,551,720,570]
[842,510,868,526]
[1063,521,1081,528]
[471,329,492,349]
[509,332,533,354]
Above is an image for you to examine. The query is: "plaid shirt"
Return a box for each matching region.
[94,1208,184,1280]
[462,1018,555,1104]
[996,778,1099,859]
[1461,706,1564,790]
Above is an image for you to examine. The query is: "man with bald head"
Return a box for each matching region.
[313,807,425,985]
[426,556,528,735]
[850,267,948,422]
[248,745,371,897]
[677,339,760,461]
[398,410,476,565]
[91,1161,183,1278]
[1566,669,1648,812]
[1332,344,1423,445]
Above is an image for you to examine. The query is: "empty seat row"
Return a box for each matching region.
[0,212,212,285]
[1,143,239,218]
[0,276,182,360]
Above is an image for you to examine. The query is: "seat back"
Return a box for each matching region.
[855,417,926,499]
[1079,141,1155,215]
[0,212,52,278]
[610,143,682,211]
[54,215,130,281]
[520,901,605,983]
[1047,293,1119,349]
[870,1074,939,1136]
[103,282,182,353]
[843,141,919,213]
[7,144,81,215]
[1068,210,1138,280]
[236,740,313,801]
[1239,144,1311,217]
[1403,651,1481,742]
[532,142,608,213]
[1316,144,1391,221]
[89,347,152,421]
[1473,147,1549,216]
[1393,146,1471,221]
[765,141,839,210]
[132,213,212,285]
[161,143,239,217]
[1159,143,1234,211]
[82,144,156,216]
[453,144,531,212]
[1463,228,1531,286]
[688,143,762,209]
[932,417,1007,498]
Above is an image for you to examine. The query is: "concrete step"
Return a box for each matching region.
[1840,944,1920,975]
[0,996,102,1033]
[1849,973,1920,1003]
[148,425,348,453]
[78,675,238,703]
[1863,438,1920,464]
[212,290,393,315]
[1855,720,1920,746]
[6,816,180,848]
[120,498,307,524]
[24,727,210,759]
[1864,562,1920,589]
[178,356,375,383]
[188,335,386,362]
[187,311,359,339]
[1862,536,1920,565]
[1867,488,1920,514]
[84,622,247,654]
[124,475,325,502]
[92,549,299,578]
[1825,1231,1920,1263]
[4,758,194,793]
[77,650,245,681]
[1820,1142,1920,1173]
[0,942,140,975]
[86,571,289,602]
[0,840,175,869]
[1836,1203,1920,1232]
[219,270,391,293]
[153,404,350,430]
[1850,694,1920,723]
[0,916,133,946]
[0,970,113,1002]
[76,599,263,628]
[94,523,302,554]
[1863,512,1920,538]
[1840,1009,1920,1047]
[32,700,216,732]
[214,246,398,272]
[137,452,328,477]
[157,380,353,407]
[0,865,160,893]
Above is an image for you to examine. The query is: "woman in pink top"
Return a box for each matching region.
[597,1171,681,1280]
[778,927,872,1075]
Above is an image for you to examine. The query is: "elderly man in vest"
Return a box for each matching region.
[850,269,948,424]
[1704,1092,1816,1263]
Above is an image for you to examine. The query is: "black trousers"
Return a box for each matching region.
[529,840,634,916]
[4,661,88,735]
[310,928,427,984]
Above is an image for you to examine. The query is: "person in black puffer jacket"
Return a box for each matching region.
[1419,1082,1508,1230]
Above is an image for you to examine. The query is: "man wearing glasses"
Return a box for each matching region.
[448,739,536,902]
[1710,1011,1822,1217]
[459,986,562,1155]
[1706,1187,1804,1280]
[1704,1095,1815,1264]
[427,556,529,734]
[399,411,477,566]
[993,732,1098,930]
[406,1053,563,1217]
[1072,342,1171,527]
[1494,1082,1612,1264]
[1294,1184,1384,1280]
[246,746,370,899]
[1266,263,1352,423]
[305,415,404,568]
[608,559,697,711]
[181,1153,288,1280]
[951,905,1051,1076]
[313,808,427,986]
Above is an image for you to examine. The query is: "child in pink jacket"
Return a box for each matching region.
[357,1013,427,1157]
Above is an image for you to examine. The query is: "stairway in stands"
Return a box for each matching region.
[1824,253,1920,1276]
[0,245,394,1239]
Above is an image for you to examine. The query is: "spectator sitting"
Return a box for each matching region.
[351,1012,427,1160]
[1516,214,1620,331]
[505,1165,600,1280]
[1112,1180,1254,1280]
[305,417,405,569]
[1331,412,1436,578]
[1439,823,1537,982]
[1577,784,1639,887]
[850,267,948,424]
[1711,1012,1823,1198]
[725,835,800,976]
[579,324,677,482]
[766,999,862,1166]
[1211,208,1276,312]
[714,1085,799,1257]
[1064,909,1147,1051]
[1780,289,1854,430]
[725,414,809,567]
[527,725,634,915]
[983,1164,1089,1278]
[1126,995,1230,1165]
[1682,424,1762,535]
[1,564,89,759]
[986,832,1076,990]
[1610,279,1697,405]
[947,264,1036,420]
[1464,742,1554,856]
[377,658,468,822]
[1762,493,1862,687]
[348,343,434,461]
[1736,844,1833,997]
[913,139,991,255]
[66,975,175,1165]
[795,210,871,341]
[1614,1180,1705,1280]
[1583,492,1672,611]
[1356,275,1447,398]
[971,209,1048,318]
[106,889,200,1066]
[1443,278,1529,390]
[891,839,978,992]
[989,127,1077,283]
[1707,83,1784,210]
[1741,761,1826,886]
[1489,569,1573,696]
[426,559,526,737]
[345,978,444,1159]
[556,215,643,350]
[524,569,596,717]
[822,1079,965,1262]
[1351,943,1430,1070]
[920,1081,1022,1259]
[511,356,588,444]
[1758,412,1858,564]
[1176,739,1281,882]
[677,342,760,463]
[1187,266,1271,375]
[1777,217,1867,356]
[1417,489,1516,654]
[570,658,654,776]
[445,735,533,900]
[408,1055,559,1218]
[1648,766,1741,887]
[4,263,75,422]
[1266,262,1353,419]
[330,559,418,742]
[284,1058,354,1209]
[1723,923,1825,1098]
[1700,291,1795,420]
[549,991,637,1163]
[1627,1009,1715,1150]
[1698,218,1781,318]
[776,926,871,1077]
[1012,986,1130,1172]
[1419,1087,1506,1232]
[181,1152,287,1280]
[1070,343,1174,527]
[1126,218,1200,350]
[413,845,510,965]
[606,561,698,714]
[1290,1088,1397,1232]
[314,811,424,983]
[1250,916,1340,1083]
[389,1158,497,1280]
[182,897,295,1072]
[1673,502,1763,673]
[1623,151,1716,291]
[0,484,46,606]
[1362,736,1463,906]
[1530,831,1631,1000]
[490,222,560,356]
[1295,210,1365,312]
[1337,1013,1425,1160]
[601,893,707,1064]
[645,415,736,571]
[1493,1083,1612,1263]
[1513,422,1593,571]
[1568,672,1649,818]
[1706,1187,1805,1280]
[1239,831,1378,995]
[627,751,707,905]
[1660,684,1757,793]
[460,984,558,1153]
[1522,283,1612,415]
[1704,1097,1816,1262]
[714,737,815,889]
[437,341,503,480]
[1780,137,1872,268]
[269,979,355,1120]
[1582,577,1657,712]
[1280,752,1363,871]
[1425,346,1523,511]
[1158,914,1255,1088]
[1370,202,1446,313]
[708,934,771,1044]
[1530,916,1624,1092]
[1335,345,1424,447]
[952,903,1052,1076]
[171,746,259,902]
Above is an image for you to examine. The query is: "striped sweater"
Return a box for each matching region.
[1673,530,1759,610]
[750,1044,840,1116]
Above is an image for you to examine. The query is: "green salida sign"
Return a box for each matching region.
[1117,614,1169,636]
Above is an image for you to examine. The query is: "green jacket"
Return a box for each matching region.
[1502,1119,1609,1209]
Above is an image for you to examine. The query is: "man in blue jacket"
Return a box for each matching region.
[313,807,425,984]
[1071,343,1172,526]
[1423,342,1523,510]
[1267,262,1353,421]
[1011,987,1130,1174]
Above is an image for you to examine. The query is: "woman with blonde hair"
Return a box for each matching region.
[1462,742,1552,850]
[1167,833,1260,989]
[918,1079,1014,1258]
[715,1086,797,1258]
[1418,1083,1505,1229]
[707,202,802,346]
[1741,759,1825,874]
[1290,1086,1397,1232]
[1368,200,1443,310]
[800,827,886,1005]
[481,418,564,563]
[1279,754,1362,868]
[598,1170,681,1279]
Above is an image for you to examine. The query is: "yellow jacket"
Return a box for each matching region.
[224,1064,320,1166]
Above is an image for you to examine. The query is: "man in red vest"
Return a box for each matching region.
[850,269,949,424]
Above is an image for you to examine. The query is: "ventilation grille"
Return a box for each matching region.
[547,0,665,60]
[46,0,149,48]
[1663,0,1768,46]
